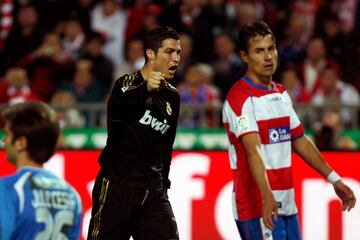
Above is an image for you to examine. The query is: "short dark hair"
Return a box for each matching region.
[2,102,60,164]
[238,20,275,53]
[143,26,180,62]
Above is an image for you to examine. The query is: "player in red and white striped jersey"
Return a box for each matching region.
[222,20,356,240]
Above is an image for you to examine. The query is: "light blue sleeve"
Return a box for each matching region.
[0,180,18,240]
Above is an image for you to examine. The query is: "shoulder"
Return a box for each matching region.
[112,72,145,93]
[274,82,292,102]
[0,170,31,185]
[115,72,143,87]
[164,81,180,102]
[227,79,251,104]
[224,79,252,116]
[0,172,27,198]
[274,81,287,94]
[164,81,178,93]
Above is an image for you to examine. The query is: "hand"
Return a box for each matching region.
[334,180,356,211]
[147,71,165,92]
[262,193,278,230]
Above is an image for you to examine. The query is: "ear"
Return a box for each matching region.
[146,49,155,61]
[15,136,27,151]
[239,50,248,64]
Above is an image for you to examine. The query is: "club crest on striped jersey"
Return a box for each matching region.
[269,126,290,143]
[236,115,249,133]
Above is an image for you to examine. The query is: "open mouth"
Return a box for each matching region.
[168,65,178,75]
[169,66,177,71]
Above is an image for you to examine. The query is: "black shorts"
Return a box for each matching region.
[87,171,179,240]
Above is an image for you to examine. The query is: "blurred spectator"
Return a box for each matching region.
[62,17,86,61]
[0,0,13,45]
[113,37,144,80]
[0,67,41,105]
[161,0,215,61]
[199,0,229,34]
[316,0,357,35]
[211,32,244,98]
[313,109,342,150]
[291,0,320,45]
[270,1,293,38]
[132,3,163,41]
[297,37,341,97]
[58,57,107,103]
[178,63,221,128]
[317,14,348,71]
[90,0,127,68]
[51,90,85,129]
[32,0,73,31]
[125,0,154,41]
[69,0,96,35]
[142,3,162,31]
[354,32,360,93]
[1,4,44,74]
[16,32,73,101]
[160,0,204,34]
[229,0,276,39]
[313,109,358,150]
[80,32,114,90]
[0,0,359,132]
[277,16,306,74]
[173,33,197,86]
[312,66,359,106]
[281,68,310,104]
[233,2,259,28]
[190,0,230,62]
[312,65,360,127]
[281,68,312,127]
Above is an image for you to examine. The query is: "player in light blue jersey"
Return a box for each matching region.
[0,102,82,240]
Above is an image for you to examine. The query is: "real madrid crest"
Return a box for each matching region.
[166,102,172,115]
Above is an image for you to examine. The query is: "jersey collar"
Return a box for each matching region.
[242,76,276,92]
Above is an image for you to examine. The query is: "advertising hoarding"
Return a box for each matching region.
[0,151,359,240]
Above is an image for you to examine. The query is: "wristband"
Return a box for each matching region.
[327,171,341,184]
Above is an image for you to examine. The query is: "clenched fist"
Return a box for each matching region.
[147,71,165,92]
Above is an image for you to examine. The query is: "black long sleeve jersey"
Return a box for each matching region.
[98,71,180,189]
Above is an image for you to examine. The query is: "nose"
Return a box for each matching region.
[173,53,180,63]
[265,51,272,61]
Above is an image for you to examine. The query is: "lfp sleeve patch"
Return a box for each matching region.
[236,115,250,134]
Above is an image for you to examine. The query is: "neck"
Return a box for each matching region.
[16,154,42,169]
[247,72,272,90]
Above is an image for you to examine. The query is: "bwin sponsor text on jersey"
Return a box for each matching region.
[139,110,170,134]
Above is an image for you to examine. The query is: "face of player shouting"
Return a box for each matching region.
[150,38,181,80]
[240,34,278,89]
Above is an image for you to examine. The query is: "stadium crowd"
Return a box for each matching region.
[0,0,359,148]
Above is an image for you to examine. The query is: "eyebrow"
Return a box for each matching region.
[164,47,181,52]
[254,44,275,51]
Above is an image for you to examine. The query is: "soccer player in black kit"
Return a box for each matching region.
[87,26,181,240]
